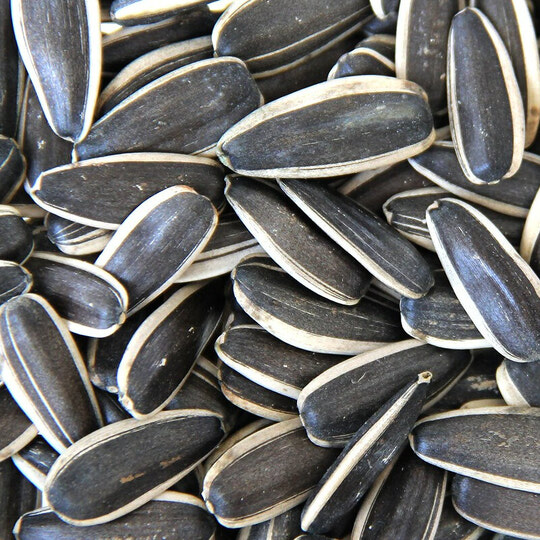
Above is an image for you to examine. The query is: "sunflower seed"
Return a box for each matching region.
[452,475,540,540]
[98,36,213,116]
[0,262,32,305]
[0,206,33,263]
[15,492,217,539]
[0,294,102,452]
[95,186,217,315]
[45,214,112,256]
[213,0,371,73]
[472,0,540,147]
[434,493,486,540]
[301,372,431,534]
[411,406,540,493]
[351,448,447,540]
[426,198,540,363]
[496,359,540,408]
[232,256,405,354]
[75,58,262,160]
[0,386,37,462]
[238,505,303,540]
[226,177,371,305]
[45,409,225,526]
[111,0,214,25]
[202,417,340,528]
[409,142,540,218]
[219,363,298,421]
[396,0,461,114]
[117,280,224,417]
[520,184,540,274]
[447,7,525,184]
[400,269,488,349]
[218,76,434,178]
[12,437,59,491]
[32,153,225,230]
[279,179,434,298]
[0,137,25,204]
[11,0,101,142]
[215,324,344,399]
[298,340,469,447]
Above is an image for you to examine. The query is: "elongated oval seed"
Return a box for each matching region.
[11,0,101,142]
[111,0,213,24]
[117,280,224,418]
[95,186,218,315]
[226,176,371,305]
[298,340,470,447]
[232,256,404,355]
[496,359,540,407]
[433,494,486,540]
[0,262,32,306]
[218,76,435,178]
[75,57,262,160]
[45,409,225,526]
[202,418,340,528]
[301,373,431,534]
[452,475,540,540]
[0,294,102,453]
[278,179,434,298]
[411,407,540,493]
[426,198,540,363]
[447,7,525,184]
[328,43,395,80]
[32,153,225,230]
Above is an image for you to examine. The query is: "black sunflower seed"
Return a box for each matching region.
[0,262,32,305]
[12,437,59,491]
[237,505,303,540]
[0,206,34,263]
[111,0,213,25]
[496,359,540,408]
[0,136,26,203]
[45,409,225,526]
[433,493,485,540]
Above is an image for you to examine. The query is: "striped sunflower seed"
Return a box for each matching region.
[278,179,434,298]
[111,0,214,25]
[237,505,303,540]
[0,294,102,452]
[433,493,486,540]
[215,324,344,399]
[32,153,225,230]
[44,409,225,526]
[411,406,540,493]
[409,142,540,218]
[116,280,224,418]
[218,363,298,421]
[447,7,525,184]
[95,186,217,315]
[24,251,128,338]
[426,198,540,363]
[75,58,262,160]
[15,492,217,539]
[471,0,540,147]
[298,340,470,447]
[400,269,489,349]
[452,475,540,540]
[226,176,371,305]
[351,448,447,540]
[202,418,340,528]
[0,136,25,204]
[496,359,540,408]
[12,437,59,491]
[0,262,32,305]
[218,76,435,178]
[0,386,37,462]
[520,185,540,274]
[11,0,102,142]
[232,256,405,355]
[300,372,432,534]
[0,206,33,263]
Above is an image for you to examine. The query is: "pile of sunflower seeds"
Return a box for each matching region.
[0,0,539,538]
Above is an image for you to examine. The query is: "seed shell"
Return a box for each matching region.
[218,76,435,178]
[11,0,102,142]
[232,256,405,355]
[226,176,371,305]
[95,186,218,315]
[411,406,540,493]
[12,437,59,491]
[426,198,540,363]
[433,494,486,540]
[0,294,102,453]
[452,475,540,540]
[0,137,25,204]
[237,505,303,540]
[202,417,340,528]
[111,0,214,25]
[278,179,434,298]
[496,359,540,407]
[0,262,33,305]
[0,206,33,263]
[301,373,431,534]
[447,8,525,184]
[75,58,262,160]
[45,409,225,526]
